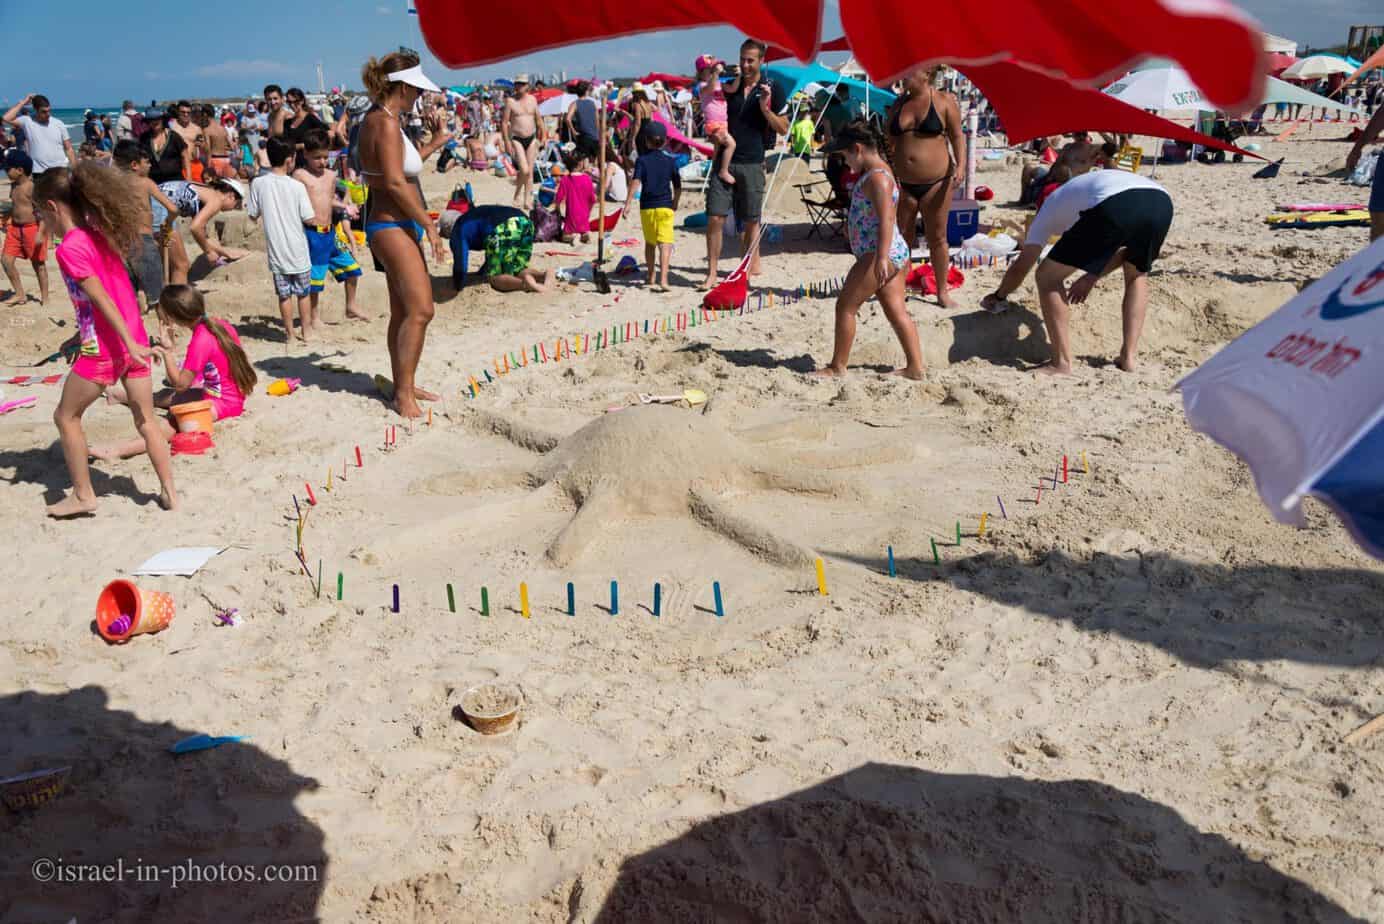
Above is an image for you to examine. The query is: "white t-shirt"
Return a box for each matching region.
[16,115,70,173]
[246,172,314,275]
[1026,169,1167,246]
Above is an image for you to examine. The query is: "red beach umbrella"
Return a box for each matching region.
[414,0,1266,110]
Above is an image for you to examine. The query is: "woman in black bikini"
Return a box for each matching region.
[886,67,965,308]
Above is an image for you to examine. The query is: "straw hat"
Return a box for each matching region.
[631,81,648,98]
[650,80,666,93]
[514,73,531,86]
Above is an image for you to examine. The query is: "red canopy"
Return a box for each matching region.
[414,0,1265,110]
[638,72,694,89]
[960,59,1259,158]
[533,88,564,102]
[766,34,849,62]
[1265,52,1296,74]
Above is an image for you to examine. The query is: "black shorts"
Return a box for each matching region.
[574,134,600,159]
[1048,188,1173,275]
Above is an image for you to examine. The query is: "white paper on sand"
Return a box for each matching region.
[132,547,226,576]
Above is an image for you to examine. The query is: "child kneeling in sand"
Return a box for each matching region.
[38,164,177,515]
[813,122,925,380]
[93,285,255,459]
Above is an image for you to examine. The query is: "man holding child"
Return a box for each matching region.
[702,39,787,290]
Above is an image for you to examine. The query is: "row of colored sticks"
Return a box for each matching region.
[457,275,850,398]
[288,434,1091,610]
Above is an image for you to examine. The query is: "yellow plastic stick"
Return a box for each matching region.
[1082,450,1090,474]
[979,512,987,537]
[326,468,332,492]
[815,558,828,596]
[520,582,530,618]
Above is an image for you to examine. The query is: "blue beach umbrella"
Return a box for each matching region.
[763,62,896,116]
[1177,238,1384,558]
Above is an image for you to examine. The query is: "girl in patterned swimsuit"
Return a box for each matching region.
[813,121,925,380]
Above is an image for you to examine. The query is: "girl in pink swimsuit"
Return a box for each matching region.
[695,55,737,186]
[93,285,257,461]
[36,163,178,517]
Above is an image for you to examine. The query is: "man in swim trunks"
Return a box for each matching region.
[199,105,235,178]
[171,100,204,177]
[294,129,365,325]
[502,74,543,208]
[2,150,48,305]
[982,165,1173,376]
[448,205,552,293]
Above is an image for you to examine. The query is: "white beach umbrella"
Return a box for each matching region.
[1280,54,1356,80]
[538,93,577,117]
[1103,66,1206,110]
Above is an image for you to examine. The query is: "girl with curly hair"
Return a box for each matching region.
[35,163,178,516]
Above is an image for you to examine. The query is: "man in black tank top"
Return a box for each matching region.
[702,38,787,289]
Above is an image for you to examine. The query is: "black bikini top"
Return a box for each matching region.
[889,89,944,138]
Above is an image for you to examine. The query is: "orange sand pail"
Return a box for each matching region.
[169,400,214,434]
[96,579,175,643]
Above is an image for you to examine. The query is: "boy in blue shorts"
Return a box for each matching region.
[626,121,681,291]
[294,130,365,322]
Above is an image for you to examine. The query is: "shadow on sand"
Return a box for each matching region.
[594,762,1362,922]
[0,686,326,922]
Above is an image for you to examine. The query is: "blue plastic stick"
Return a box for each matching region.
[567,582,575,616]
[392,584,399,613]
[653,582,661,617]
[610,580,618,616]
[713,582,724,618]
[998,495,1008,519]
[887,546,896,577]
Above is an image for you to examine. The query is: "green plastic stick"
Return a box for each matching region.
[480,586,489,617]
[931,538,940,565]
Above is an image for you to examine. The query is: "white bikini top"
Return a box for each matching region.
[361,105,422,178]
[400,128,422,178]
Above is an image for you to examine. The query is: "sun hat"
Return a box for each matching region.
[694,54,721,72]
[218,178,247,202]
[514,73,531,85]
[631,81,648,97]
[389,64,442,93]
[650,80,666,92]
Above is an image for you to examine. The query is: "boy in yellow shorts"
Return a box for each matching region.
[627,121,682,292]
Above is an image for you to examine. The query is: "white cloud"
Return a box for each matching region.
[144,71,162,81]
[376,4,392,12]
[194,59,292,78]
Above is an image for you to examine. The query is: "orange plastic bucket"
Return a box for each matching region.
[169,399,214,434]
[96,579,175,643]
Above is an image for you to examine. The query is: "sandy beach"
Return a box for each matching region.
[2,130,1382,922]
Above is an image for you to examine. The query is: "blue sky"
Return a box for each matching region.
[0,0,1371,108]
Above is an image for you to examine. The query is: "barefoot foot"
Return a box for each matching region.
[88,444,121,462]
[810,366,847,379]
[891,366,926,381]
[345,309,371,322]
[1034,362,1073,377]
[718,170,736,186]
[159,490,179,511]
[1116,352,1136,372]
[413,385,441,402]
[47,494,99,518]
[392,396,425,419]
